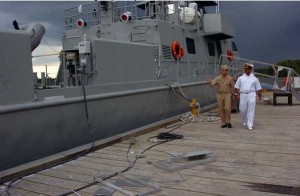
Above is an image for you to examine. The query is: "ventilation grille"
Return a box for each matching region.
[162,45,172,59]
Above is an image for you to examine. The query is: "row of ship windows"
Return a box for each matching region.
[186,37,238,56]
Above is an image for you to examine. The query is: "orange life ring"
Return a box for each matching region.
[227,50,234,62]
[171,41,184,60]
[180,48,184,58]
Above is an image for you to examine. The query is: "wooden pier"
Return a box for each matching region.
[2,94,300,196]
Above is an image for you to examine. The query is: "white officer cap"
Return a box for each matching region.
[244,63,253,68]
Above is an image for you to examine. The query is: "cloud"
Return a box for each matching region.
[0,12,18,29]
[32,40,62,74]
[32,43,61,78]
[32,64,59,78]
[221,1,300,63]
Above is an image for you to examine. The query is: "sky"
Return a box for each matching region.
[0,1,300,77]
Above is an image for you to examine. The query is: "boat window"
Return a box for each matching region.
[186,38,196,54]
[167,4,175,14]
[232,41,238,51]
[208,42,215,56]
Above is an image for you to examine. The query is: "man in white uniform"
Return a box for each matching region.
[235,63,262,131]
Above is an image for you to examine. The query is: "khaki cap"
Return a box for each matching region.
[221,64,228,70]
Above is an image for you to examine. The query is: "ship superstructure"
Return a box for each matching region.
[57,1,237,87]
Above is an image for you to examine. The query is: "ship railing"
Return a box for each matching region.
[64,1,158,30]
[64,2,100,30]
[157,57,218,82]
[113,1,198,24]
[113,1,188,23]
[113,1,157,23]
[63,1,189,30]
[219,54,300,92]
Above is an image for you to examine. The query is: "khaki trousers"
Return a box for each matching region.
[216,93,231,125]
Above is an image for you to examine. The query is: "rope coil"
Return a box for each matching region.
[180,112,220,122]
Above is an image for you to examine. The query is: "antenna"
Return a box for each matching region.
[12,20,19,30]
[78,5,82,14]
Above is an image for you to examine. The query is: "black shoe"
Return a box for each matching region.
[221,124,227,128]
[227,123,232,128]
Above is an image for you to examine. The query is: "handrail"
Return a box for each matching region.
[219,54,300,92]
[156,56,217,83]
[64,2,100,30]
[64,2,99,12]
[220,54,298,72]
[32,54,60,58]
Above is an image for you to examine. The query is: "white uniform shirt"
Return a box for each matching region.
[235,73,262,93]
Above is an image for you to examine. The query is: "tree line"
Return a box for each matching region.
[255,59,300,77]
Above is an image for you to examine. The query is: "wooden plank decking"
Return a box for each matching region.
[2,94,300,196]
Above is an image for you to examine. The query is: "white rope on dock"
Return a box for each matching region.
[180,112,220,122]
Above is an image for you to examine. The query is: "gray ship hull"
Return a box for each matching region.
[0,1,240,172]
[0,82,216,171]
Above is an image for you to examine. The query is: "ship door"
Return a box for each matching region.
[216,41,222,59]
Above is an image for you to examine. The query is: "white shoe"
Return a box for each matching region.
[243,123,247,127]
[248,126,253,131]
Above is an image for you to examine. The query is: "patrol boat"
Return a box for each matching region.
[0,1,239,172]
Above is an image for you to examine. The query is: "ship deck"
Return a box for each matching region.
[3,93,300,196]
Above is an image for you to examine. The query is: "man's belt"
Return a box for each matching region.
[218,92,230,94]
[240,91,256,94]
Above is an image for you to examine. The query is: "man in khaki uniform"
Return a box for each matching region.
[208,65,235,128]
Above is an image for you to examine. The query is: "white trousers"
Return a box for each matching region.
[239,93,256,127]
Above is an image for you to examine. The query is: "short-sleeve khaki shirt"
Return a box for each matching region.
[211,75,234,93]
